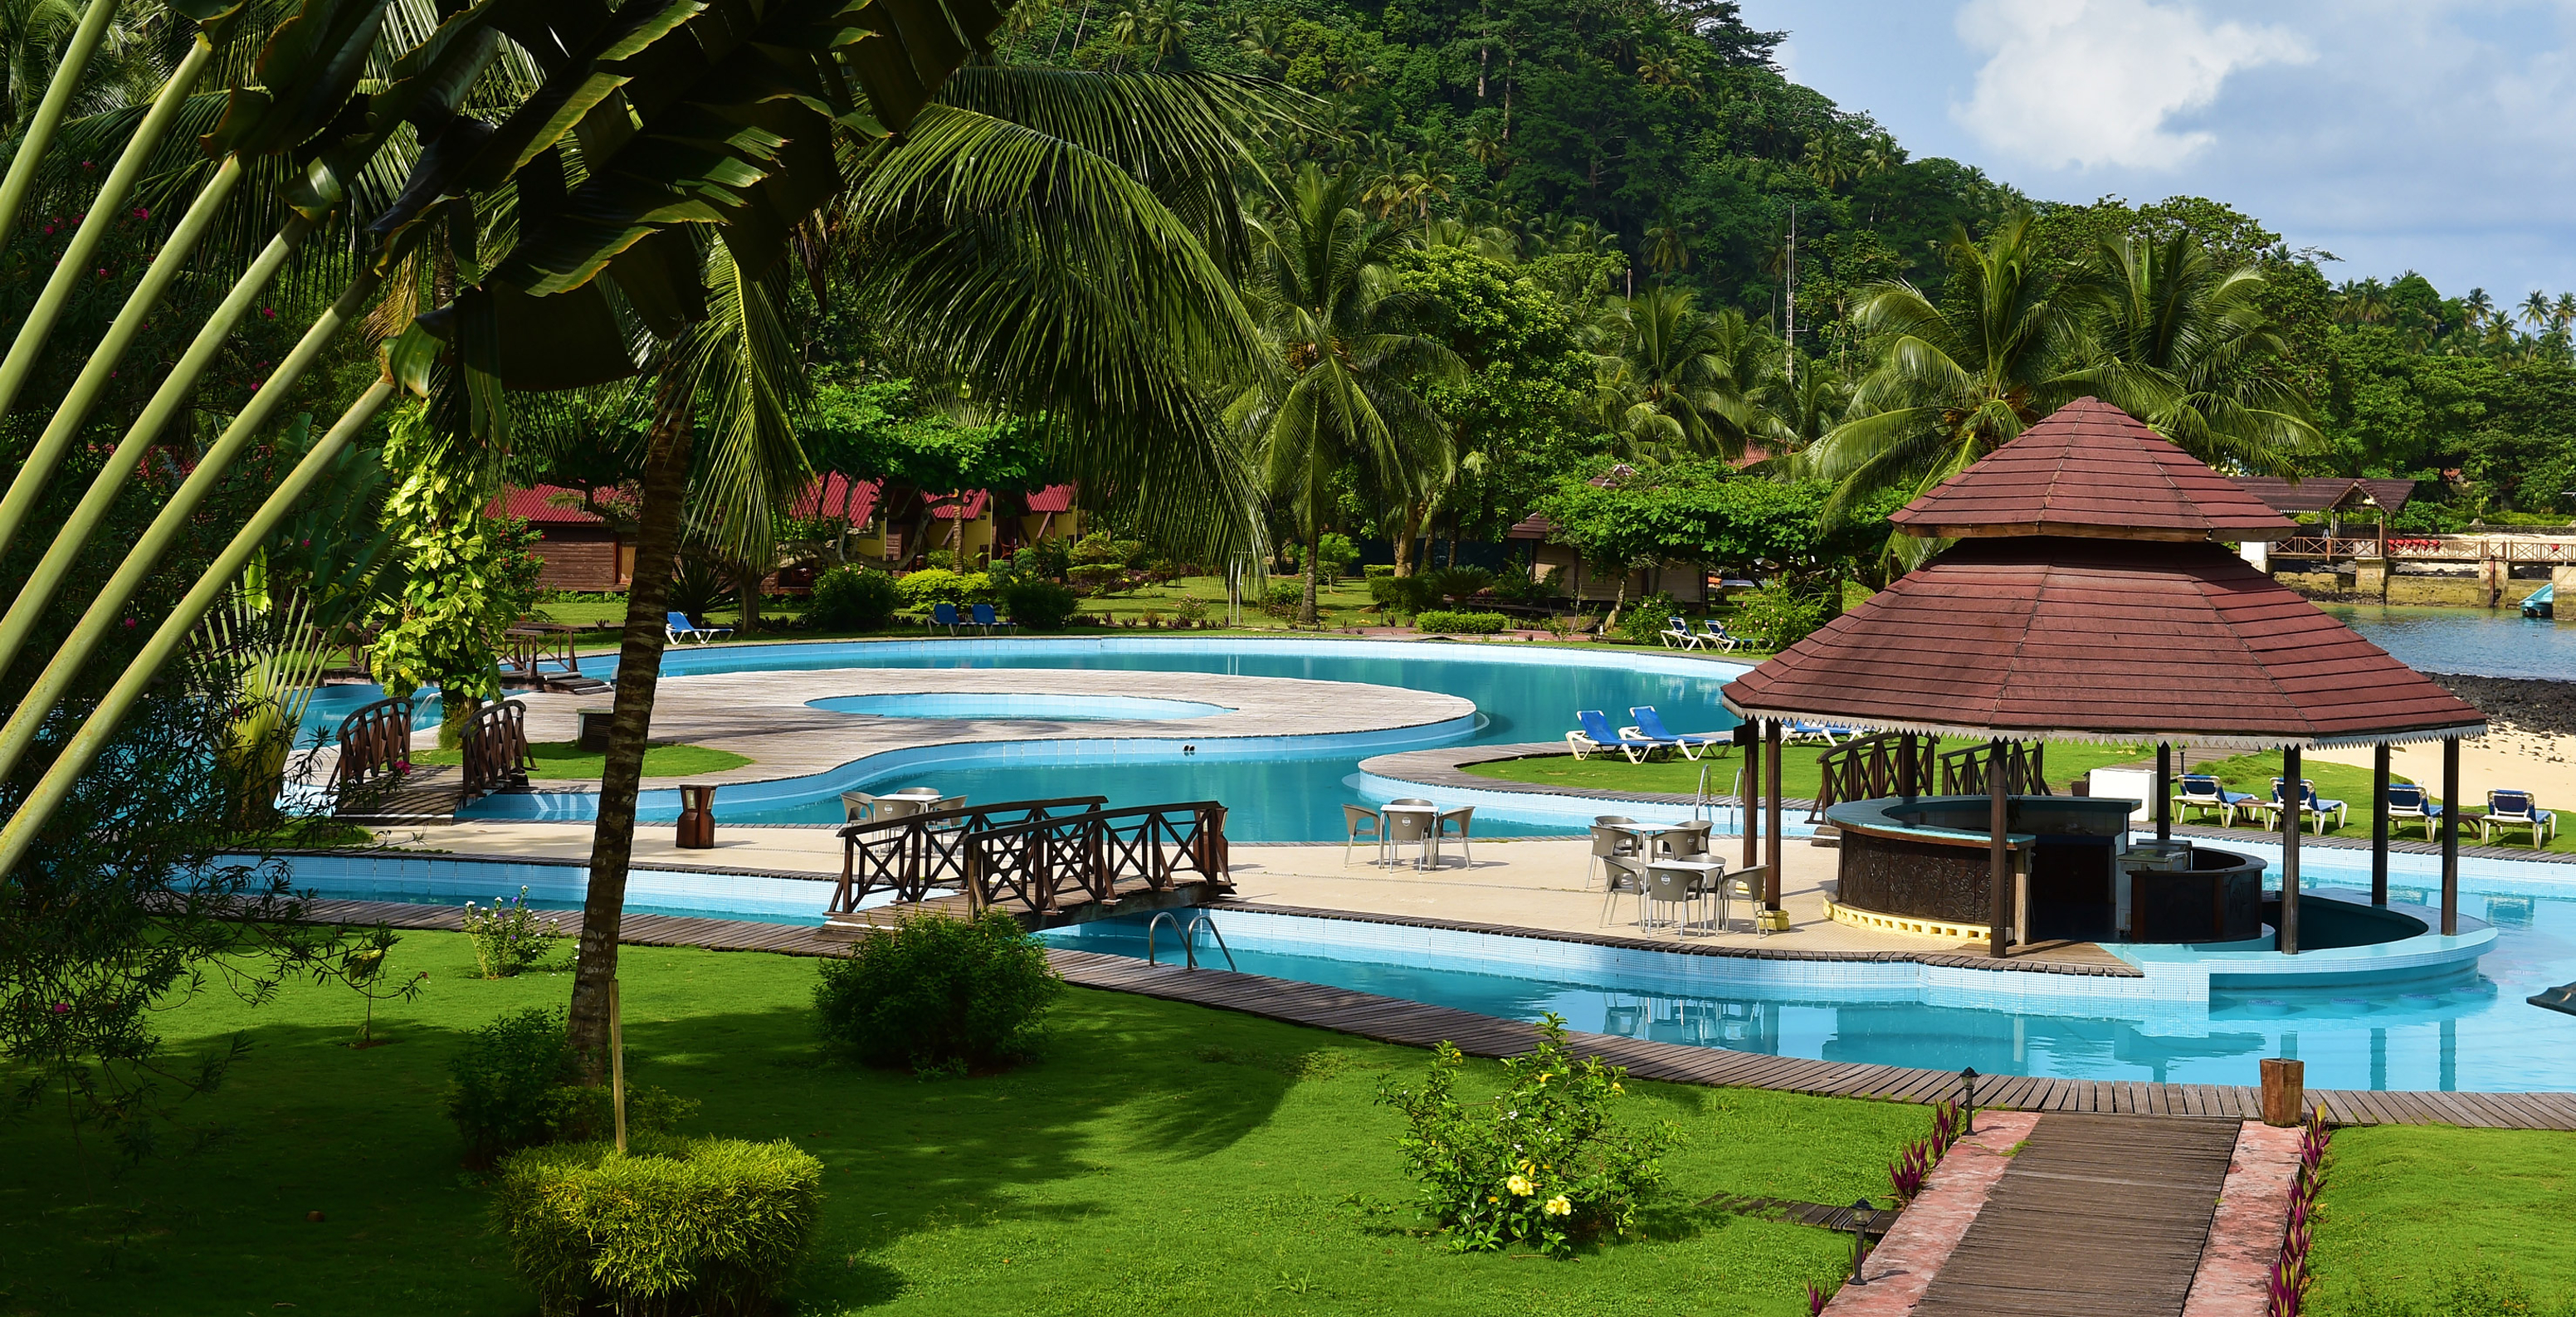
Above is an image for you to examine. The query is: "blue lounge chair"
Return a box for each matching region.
[2384,783,2443,840]
[665,611,733,646]
[1659,616,1700,649]
[2265,778,2348,833]
[972,602,1015,634]
[1628,706,1728,761]
[1783,719,1856,746]
[1697,619,1744,653]
[1569,710,1667,763]
[929,602,964,634]
[2482,790,2557,848]
[2176,773,2257,826]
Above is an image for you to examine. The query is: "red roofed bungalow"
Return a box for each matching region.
[1719,398,2486,959]
[484,485,632,589]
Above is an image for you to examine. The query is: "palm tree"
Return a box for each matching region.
[1230,164,1462,624]
[1643,203,1689,276]
[2523,290,2553,331]
[1591,285,1773,459]
[1798,212,2089,521]
[2065,232,2321,476]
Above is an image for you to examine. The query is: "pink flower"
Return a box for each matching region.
[94,268,107,278]
[41,225,53,235]
[131,207,148,220]
[79,160,93,170]
[261,307,276,319]
[50,1002,71,1014]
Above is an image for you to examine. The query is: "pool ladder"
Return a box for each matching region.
[1145,911,1237,970]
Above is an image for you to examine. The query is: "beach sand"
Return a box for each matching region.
[2306,674,2576,814]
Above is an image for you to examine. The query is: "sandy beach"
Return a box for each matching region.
[2306,674,2576,812]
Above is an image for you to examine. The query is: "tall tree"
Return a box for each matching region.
[1230,163,1461,623]
[1591,284,1774,458]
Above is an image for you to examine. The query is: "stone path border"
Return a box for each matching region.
[2183,1122,2306,1317]
[1824,1111,2041,1315]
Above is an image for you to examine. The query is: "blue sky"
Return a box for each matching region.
[1739,0,2576,303]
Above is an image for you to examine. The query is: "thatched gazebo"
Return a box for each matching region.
[1720,399,2487,958]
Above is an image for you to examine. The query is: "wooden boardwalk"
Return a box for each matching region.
[331,766,469,825]
[1910,1114,2240,1316]
[289,898,2576,1130]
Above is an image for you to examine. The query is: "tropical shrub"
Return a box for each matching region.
[461,887,566,978]
[494,1137,824,1317]
[807,564,903,630]
[1368,575,1440,613]
[812,911,1063,1075]
[1732,582,1831,650]
[446,1008,697,1167]
[1376,1014,1679,1258]
[1001,578,1081,630]
[1259,580,1305,620]
[894,568,992,607]
[1068,531,1125,567]
[1173,595,1211,624]
[1422,565,1495,602]
[1364,563,1397,578]
[1066,563,1132,595]
[1286,531,1361,582]
[1614,592,1684,644]
[1416,610,1510,635]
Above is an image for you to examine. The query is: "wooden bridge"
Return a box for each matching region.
[827,796,1232,935]
[329,696,534,826]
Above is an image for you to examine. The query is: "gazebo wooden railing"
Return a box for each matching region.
[460,700,534,798]
[833,797,1110,911]
[1940,740,2048,798]
[1809,732,1941,821]
[963,802,1230,917]
[334,695,415,790]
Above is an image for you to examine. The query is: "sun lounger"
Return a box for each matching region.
[1659,616,1701,650]
[1627,706,1728,761]
[666,611,733,646]
[2482,789,2557,848]
[929,602,964,634]
[2383,783,2443,840]
[1569,710,1668,763]
[972,602,1015,634]
[1781,719,1855,747]
[2262,778,2347,833]
[2176,773,2257,826]
[1696,619,1744,653]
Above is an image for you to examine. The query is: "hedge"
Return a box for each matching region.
[494,1137,824,1317]
[1416,609,1510,635]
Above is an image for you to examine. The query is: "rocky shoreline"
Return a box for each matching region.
[2428,674,2576,760]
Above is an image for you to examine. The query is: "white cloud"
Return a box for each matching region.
[1951,0,2312,171]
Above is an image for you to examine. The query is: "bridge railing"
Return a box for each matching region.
[832,796,1108,912]
[460,700,534,798]
[1939,740,2049,798]
[334,695,414,792]
[964,802,1230,917]
[1811,732,1939,821]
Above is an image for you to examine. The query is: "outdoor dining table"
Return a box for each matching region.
[1642,856,1732,934]
[1380,802,1443,870]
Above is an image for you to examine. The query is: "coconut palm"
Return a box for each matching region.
[1230,163,1463,625]
[1798,212,2091,521]
[2064,232,2321,476]
[1591,285,1773,459]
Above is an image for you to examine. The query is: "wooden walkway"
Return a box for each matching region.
[332,766,469,825]
[1911,1114,2241,1317]
[288,899,2576,1130]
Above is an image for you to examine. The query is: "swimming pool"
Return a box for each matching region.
[439,638,1751,840]
[807,692,1232,720]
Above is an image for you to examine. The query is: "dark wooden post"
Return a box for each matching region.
[2371,742,2391,906]
[1743,724,1762,871]
[2154,744,2171,844]
[1898,732,1918,800]
[2441,736,2460,935]
[1988,738,2010,958]
[2281,745,2301,955]
[1764,718,1784,910]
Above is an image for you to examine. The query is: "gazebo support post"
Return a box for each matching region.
[1988,738,2009,958]
[1898,733,1918,800]
[1764,718,1784,910]
[2154,744,2171,844]
[2281,745,2301,955]
[2371,743,2391,906]
[2442,736,2460,935]
[1742,725,1761,871]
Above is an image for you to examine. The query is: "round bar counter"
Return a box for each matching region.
[1823,795,2268,945]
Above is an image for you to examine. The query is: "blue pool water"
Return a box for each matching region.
[446,639,1749,840]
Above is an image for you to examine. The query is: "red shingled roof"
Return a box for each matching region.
[1024,483,1077,514]
[485,485,604,525]
[1886,398,2298,543]
[1721,536,2485,748]
[2231,476,2417,515]
[793,473,880,524]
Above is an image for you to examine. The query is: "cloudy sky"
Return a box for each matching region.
[1739,0,2576,302]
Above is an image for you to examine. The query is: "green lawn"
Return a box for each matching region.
[0,932,1925,1315]
[1463,742,2164,802]
[2308,1125,2576,1316]
[413,739,752,780]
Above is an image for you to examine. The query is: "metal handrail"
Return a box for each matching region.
[1184,915,1236,971]
[1146,910,1183,967]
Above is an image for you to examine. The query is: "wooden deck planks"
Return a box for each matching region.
[1910,1113,2242,1317]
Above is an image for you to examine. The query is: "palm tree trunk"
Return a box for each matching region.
[568,370,695,1078]
[1392,500,1423,577]
[1299,524,1321,626]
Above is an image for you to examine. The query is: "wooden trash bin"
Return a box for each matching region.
[2261,1057,2305,1127]
[576,708,615,752]
[676,783,717,849]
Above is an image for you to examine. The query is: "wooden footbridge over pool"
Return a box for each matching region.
[819,794,1232,935]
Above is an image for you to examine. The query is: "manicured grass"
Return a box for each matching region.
[1463,742,2163,802]
[2308,1125,2576,1316]
[0,932,1925,1315]
[413,739,752,780]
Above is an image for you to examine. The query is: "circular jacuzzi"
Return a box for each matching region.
[808,692,1229,721]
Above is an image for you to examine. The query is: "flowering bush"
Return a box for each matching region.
[894,568,993,607]
[1376,1013,1679,1257]
[461,887,566,978]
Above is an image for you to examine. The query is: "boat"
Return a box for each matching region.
[2523,582,2555,618]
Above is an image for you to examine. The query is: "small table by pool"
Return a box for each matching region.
[1380,803,1442,870]
[1642,857,1736,934]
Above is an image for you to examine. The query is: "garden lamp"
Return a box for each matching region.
[1848,1198,1875,1284]
[1960,1066,1978,1134]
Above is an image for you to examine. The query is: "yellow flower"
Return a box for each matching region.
[1544,1195,1573,1217]
[1611,1081,1624,1094]
[1507,1173,1534,1196]
[1537,1072,1553,1085]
